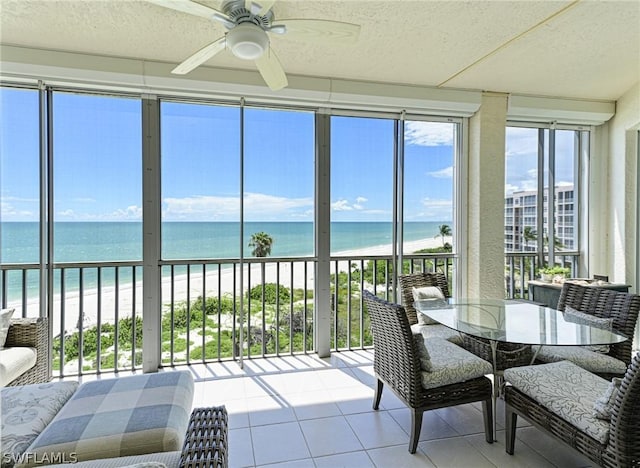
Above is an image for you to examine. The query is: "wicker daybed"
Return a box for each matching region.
[504,353,640,467]
[3,316,50,386]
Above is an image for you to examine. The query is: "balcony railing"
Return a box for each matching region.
[2,250,578,377]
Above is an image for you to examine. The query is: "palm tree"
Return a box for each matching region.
[434,224,452,247]
[249,232,273,258]
[523,226,537,251]
[248,232,274,354]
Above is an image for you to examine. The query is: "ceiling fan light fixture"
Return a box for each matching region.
[227,23,269,60]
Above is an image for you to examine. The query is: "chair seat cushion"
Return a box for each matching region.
[411,323,463,346]
[20,371,194,467]
[504,360,611,444]
[536,345,627,374]
[419,338,492,390]
[1,381,79,468]
[0,346,37,387]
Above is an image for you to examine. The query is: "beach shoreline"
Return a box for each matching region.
[9,236,451,334]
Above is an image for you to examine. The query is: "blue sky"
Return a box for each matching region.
[1,87,573,223]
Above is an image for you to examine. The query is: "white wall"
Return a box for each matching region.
[605,82,640,291]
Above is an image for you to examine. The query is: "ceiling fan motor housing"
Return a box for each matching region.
[221,0,274,60]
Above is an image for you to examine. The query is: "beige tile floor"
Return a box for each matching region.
[177,350,596,468]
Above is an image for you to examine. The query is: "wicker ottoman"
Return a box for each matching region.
[17,371,194,467]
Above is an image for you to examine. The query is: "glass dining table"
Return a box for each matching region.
[414,298,629,440]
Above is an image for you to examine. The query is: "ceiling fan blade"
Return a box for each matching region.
[145,0,226,21]
[245,0,276,15]
[276,19,360,44]
[258,0,277,15]
[171,37,227,75]
[255,48,288,91]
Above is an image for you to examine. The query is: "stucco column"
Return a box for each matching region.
[465,92,509,298]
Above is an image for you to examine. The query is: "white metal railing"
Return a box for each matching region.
[4,251,583,377]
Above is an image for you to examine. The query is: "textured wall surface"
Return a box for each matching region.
[466,92,508,298]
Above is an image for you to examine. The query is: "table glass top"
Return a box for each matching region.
[414,298,628,346]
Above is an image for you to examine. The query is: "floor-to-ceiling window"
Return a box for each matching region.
[0,86,41,315]
[160,101,241,364]
[403,120,457,280]
[159,101,315,363]
[50,91,142,375]
[504,124,585,297]
[330,115,395,349]
[328,115,460,349]
[1,82,464,373]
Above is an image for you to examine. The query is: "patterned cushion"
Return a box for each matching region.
[536,345,627,374]
[504,360,611,444]
[47,452,180,468]
[413,334,432,371]
[419,337,492,390]
[1,381,79,468]
[564,306,613,353]
[412,287,445,325]
[19,371,194,467]
[593,377,622,420]
[411,323,463,346]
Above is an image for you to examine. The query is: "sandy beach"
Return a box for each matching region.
[11,237,451,335]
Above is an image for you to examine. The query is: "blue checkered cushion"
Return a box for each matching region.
[19,371,194,467]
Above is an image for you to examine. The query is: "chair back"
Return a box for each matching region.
[609,352,640,465]
[397,272,451,325]
[558,282,640,365]
[362,290,423,405]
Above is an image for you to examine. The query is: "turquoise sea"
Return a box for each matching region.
[1,221,449,301]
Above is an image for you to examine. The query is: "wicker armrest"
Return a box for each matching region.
[179,406,228,468]
[5,316,51,386]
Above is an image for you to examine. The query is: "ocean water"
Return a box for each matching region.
[1,221,449,301]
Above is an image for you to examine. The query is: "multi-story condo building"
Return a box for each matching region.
[505,185,575,252]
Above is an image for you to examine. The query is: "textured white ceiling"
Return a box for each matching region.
[1,0,639,101]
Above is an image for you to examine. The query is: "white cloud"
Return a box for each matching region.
[56,206,143,221]
[428,166,453,178]
[332,199,355,211]
[58,209,76,218]
[163,192,313,221]
[332,197,372,212]
[110,205,142,220]
[404,122,454,146]
[1,200,34,220]
[406,197,452,221]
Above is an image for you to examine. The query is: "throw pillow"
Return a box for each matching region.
[0,308,15,349]
[413,333,433,372]
[564,305,614,353]
[412,286,446,325]
[593,377,622,420]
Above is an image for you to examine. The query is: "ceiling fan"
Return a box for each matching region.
[147,0,361,91]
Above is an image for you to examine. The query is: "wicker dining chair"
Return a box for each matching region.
[397,272,463,345]
[363,290,493,453]
[397,272,451,325]
[536,282,640,380]
[398,272,532,370]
